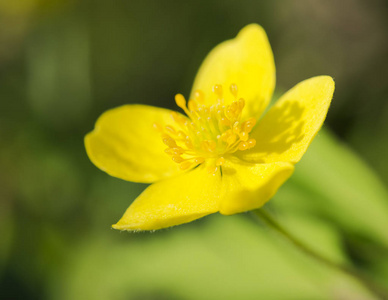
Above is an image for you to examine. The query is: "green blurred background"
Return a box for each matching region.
[1,0,388,299]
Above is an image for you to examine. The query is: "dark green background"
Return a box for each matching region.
[1,0,388,299]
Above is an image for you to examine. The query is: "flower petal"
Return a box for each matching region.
[238,76,335,164]
[220,158,294,215]
[112,164,222,231]
[85,104,183,183]
[190,24,275,119]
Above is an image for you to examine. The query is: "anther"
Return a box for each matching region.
[177,131,186,138]
[175,94,186,109]
[247,139,256,148]
[212,84,223,98]
[194,90,205,103]
[162,135,177,148]
[220,117,231,126]
[171,112,188,127]
[239,131,249,141]
[243,118,256,133]
[185,139,193,149]
[180,161,193,170]
[172,156,184,163]
[188,100,197,112]
[175,94,193,117]
[165,126,176,134]
[226,134,237,145]
[194,157,205,164]
[230,84,238,98]
[238,142,249,151]
[225,108,236,121]
[165,148,183,155]
[232,122,241,134]
[238,98,245,110]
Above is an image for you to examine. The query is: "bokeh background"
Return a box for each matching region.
[1,0,388,299]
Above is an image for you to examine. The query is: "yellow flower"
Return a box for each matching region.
[85,24,334,231]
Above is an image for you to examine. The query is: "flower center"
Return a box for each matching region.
[154,84,256,174]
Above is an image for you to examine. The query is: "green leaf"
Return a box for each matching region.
[274,129,388,248]
[50,215,375,300]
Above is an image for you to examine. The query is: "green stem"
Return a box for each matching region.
[252,208,388,300]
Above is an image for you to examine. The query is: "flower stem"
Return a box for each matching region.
[252,208,388,300]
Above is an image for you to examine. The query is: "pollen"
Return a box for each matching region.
[154,84,257,174]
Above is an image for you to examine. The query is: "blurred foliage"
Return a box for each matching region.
[1,0,388,299]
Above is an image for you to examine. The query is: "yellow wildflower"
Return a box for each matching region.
[85,24,334,231]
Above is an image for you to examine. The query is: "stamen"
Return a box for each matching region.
[212,84,223,101]
[171,111,188,128]
[247,139,256,148]
[157,84,257,172]
[230,84,238,98]
[220,117,231,126]
[180,161,193,170]
[172,156,184,163]
[239,131,249,141]
[165,126,176,134]
[162,135,177,148]
[194,157,205,164]
[238,142,249,151]
[175,94,191,116]
[177,131,186,138]
[232,122,240,134]
[185,139,194,149]
[238,98,245,110]
[188,99,197,112]
[243,118,256,133]
[175,93,186,109]
[194,90,205,104]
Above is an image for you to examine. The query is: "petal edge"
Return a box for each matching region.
[112,164,222,231]
[238,76,335,164]
[220,158,294,215]
[190,24,276,119]
[85,105,183,183]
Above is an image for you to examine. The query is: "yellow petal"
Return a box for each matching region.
[238,76,335,164]
[190,24,275,119]
[220,158,294,215]
[112,164,222,231]
[85,104,183,183]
